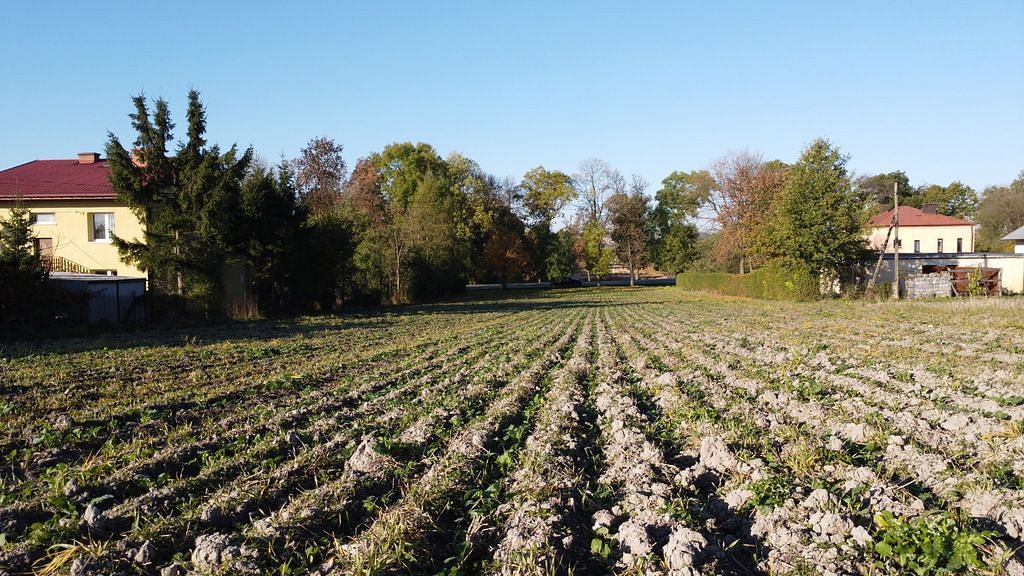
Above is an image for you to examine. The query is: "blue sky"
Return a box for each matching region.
[2,1,1021,193]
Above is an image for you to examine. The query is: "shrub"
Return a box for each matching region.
[676,259,819,301]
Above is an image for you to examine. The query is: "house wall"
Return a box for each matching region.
[873,254,1024,294]
[0,200,146,277]
[867,224,974,253]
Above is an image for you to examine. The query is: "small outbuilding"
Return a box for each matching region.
[49,273,147,324]
[1002,226,1024,254]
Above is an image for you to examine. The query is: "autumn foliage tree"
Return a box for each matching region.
[607,178,652,285]
[707,152,787,273]
[293,137,346,218]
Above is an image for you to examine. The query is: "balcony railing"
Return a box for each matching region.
[43,255,92,274]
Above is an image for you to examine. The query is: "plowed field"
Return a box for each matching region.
[2,289,1022,575]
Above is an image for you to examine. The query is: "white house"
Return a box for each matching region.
[866,204,974,254]
[1002,226,1024,254]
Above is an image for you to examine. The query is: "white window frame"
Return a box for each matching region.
[90,212,115,243]
[937,239,943,253]
[30,212,56,225]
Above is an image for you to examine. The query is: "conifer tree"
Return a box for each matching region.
[107,91,251,309]
[0,201,49,327]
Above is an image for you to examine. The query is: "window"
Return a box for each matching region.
[937,239,943,253]
[30,212,55,225]
[90,212,114,242]
[91,269,117,276]
[957,238,963,252]
[33,238,53,257]
[913,240,920,253]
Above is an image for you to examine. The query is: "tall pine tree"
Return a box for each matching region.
[107,90,252,310]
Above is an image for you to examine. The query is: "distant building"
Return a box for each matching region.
[0,153,145,277]
[1002,225,1024,254]
[866,204,974,254]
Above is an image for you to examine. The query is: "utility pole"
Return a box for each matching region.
[893,181,900,300]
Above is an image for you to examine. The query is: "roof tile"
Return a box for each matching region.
[868,205,972,227]
[0,159,114,200]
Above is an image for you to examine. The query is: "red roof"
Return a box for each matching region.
[0,159,114,200]
[868,206,972,227]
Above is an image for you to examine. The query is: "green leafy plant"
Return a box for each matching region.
[871,510,994,575]
[590,526,614,560]
[747,475,794,509]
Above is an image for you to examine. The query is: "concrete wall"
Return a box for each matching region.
[1,200,145,277]
[905,272,951,299]
[867,224,974,254]
[873,253,1024,294]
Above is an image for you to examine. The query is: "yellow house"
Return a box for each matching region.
[0,153,145,277]
[866,205,974,254]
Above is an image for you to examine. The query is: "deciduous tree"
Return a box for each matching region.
[293,137,346,218]
[855,171,913,210]
[766,138,865,274]
[916,181,978,219]
[574,158,622,225]
[545,228,577,282]
[360,143,465,303]
[520,166,575,280]
[521,166,575,225]
[607,177,652,285]
[707,152,786,273]
[580,219,613,281]
[975,172,1024,252]
[652,170,709,273]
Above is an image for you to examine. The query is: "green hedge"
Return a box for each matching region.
[676,260,820,301]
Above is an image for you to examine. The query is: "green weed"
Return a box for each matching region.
[871,510,995,575]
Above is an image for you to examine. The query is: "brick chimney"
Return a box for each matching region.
[77,152,100,164]
[921,203,938,214]
[130,148,146,168]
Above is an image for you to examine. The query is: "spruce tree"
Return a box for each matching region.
[107,91,252,311]
[0,201,49,328]
[107,94,181,292]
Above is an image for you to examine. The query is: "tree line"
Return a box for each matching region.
[662,145,1024,276]
[4,90,1023,325]
[102,91,710,315]
[95,92,1024,313]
